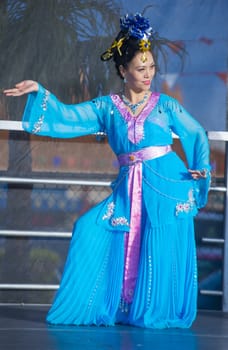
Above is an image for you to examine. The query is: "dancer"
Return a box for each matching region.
[4,13,210,328]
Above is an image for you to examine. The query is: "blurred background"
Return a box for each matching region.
[0,0,227,310]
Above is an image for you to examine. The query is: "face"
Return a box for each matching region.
[120,51,156,92]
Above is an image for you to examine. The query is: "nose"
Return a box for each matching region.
[144,69,151,78]
[144,70,149,77]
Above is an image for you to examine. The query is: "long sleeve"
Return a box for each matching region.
[167,96,211,208]
[22,84,105,138]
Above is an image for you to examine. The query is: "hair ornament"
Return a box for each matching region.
[138,38,151,62]
[111,37,126,56]
[101,37,125,61]
[121,13,154,62]
[139,39,151,52]
[120,13,154,40]
[100,12,186,69]
[101,13,155,62]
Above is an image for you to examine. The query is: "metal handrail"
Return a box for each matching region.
[0,121,23,131]
[0,284,58,290]
[0,230,72,238]
[201,238,225,244]
[200,290,223,296]
[0,176,111,186]
[0,120,228,140]
[0,175,225,190]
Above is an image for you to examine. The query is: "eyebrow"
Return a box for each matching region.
[135,63,156,68]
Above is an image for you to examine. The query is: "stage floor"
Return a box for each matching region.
[0,305,227,350]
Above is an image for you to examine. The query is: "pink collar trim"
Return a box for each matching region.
[111,92,160,144]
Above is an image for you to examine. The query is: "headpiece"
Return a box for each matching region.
[101,13,155,62]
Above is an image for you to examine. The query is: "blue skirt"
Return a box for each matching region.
[46,199,197,328]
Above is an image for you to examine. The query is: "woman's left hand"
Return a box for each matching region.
[188,169,207,180]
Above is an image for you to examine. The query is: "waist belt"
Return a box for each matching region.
[118,145,172,166]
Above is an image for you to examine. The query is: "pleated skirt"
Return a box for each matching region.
[46,200,197,329]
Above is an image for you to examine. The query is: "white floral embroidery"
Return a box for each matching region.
[32,89,50,134]
[41,90,50,111]
[111,217,129,226]
[176,189,195,216]
[102,201,129,226]
[102,202,115,220]
[32,115,44,134]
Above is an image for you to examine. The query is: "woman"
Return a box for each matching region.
[4,13,210,328]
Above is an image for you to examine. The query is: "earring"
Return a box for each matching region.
[123,77,127,84]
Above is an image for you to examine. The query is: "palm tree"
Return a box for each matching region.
[0,0,121,303]
[0,0,121,116]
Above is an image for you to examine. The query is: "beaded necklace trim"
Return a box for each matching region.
[121,92,149,114]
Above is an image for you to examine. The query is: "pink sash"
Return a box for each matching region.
[118,145,172,303]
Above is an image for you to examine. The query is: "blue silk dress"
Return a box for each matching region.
[22,84,211,328]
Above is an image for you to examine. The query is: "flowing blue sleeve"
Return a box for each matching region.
[167,95,211,208]
[22,84,105,138]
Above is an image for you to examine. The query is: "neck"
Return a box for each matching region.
[123,89,150,104]
[121,90,151,115]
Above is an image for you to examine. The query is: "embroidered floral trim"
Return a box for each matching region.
[102,202,115,220]
[175,200,194,215]
[111,217,129,226]
[32,115,44,134]
[102,201,129,226]
[41,90,50,111]
[32,89,50,134]
[175,189,195,216]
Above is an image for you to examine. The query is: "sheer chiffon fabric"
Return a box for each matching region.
[22,85,210,328]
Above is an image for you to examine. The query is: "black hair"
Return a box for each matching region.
[101,30,186,78]
[101,31,156,79]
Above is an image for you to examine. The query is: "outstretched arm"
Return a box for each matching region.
[4,81,106,139]
[4,80,38,96]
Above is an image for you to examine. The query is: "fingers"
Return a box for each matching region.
[188,169,207,179]
[3,81,26,96]
[3,87,25,96]
[3,80,38,96]
[188,170,199,179]
[15,81,26,88]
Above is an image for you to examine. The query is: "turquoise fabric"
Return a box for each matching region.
[22,84,211,328]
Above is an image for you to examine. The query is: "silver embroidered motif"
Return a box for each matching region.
[175,189,195,216]
[102,202,115,220]
[102,201,129,227]
[41,90,50,111]
[111,217,129,226]
[32,115,44,134]
[32,89,50,134]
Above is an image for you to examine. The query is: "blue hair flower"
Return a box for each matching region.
[120,13,154,40]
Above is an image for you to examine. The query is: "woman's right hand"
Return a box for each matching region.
[3,80,39,96]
